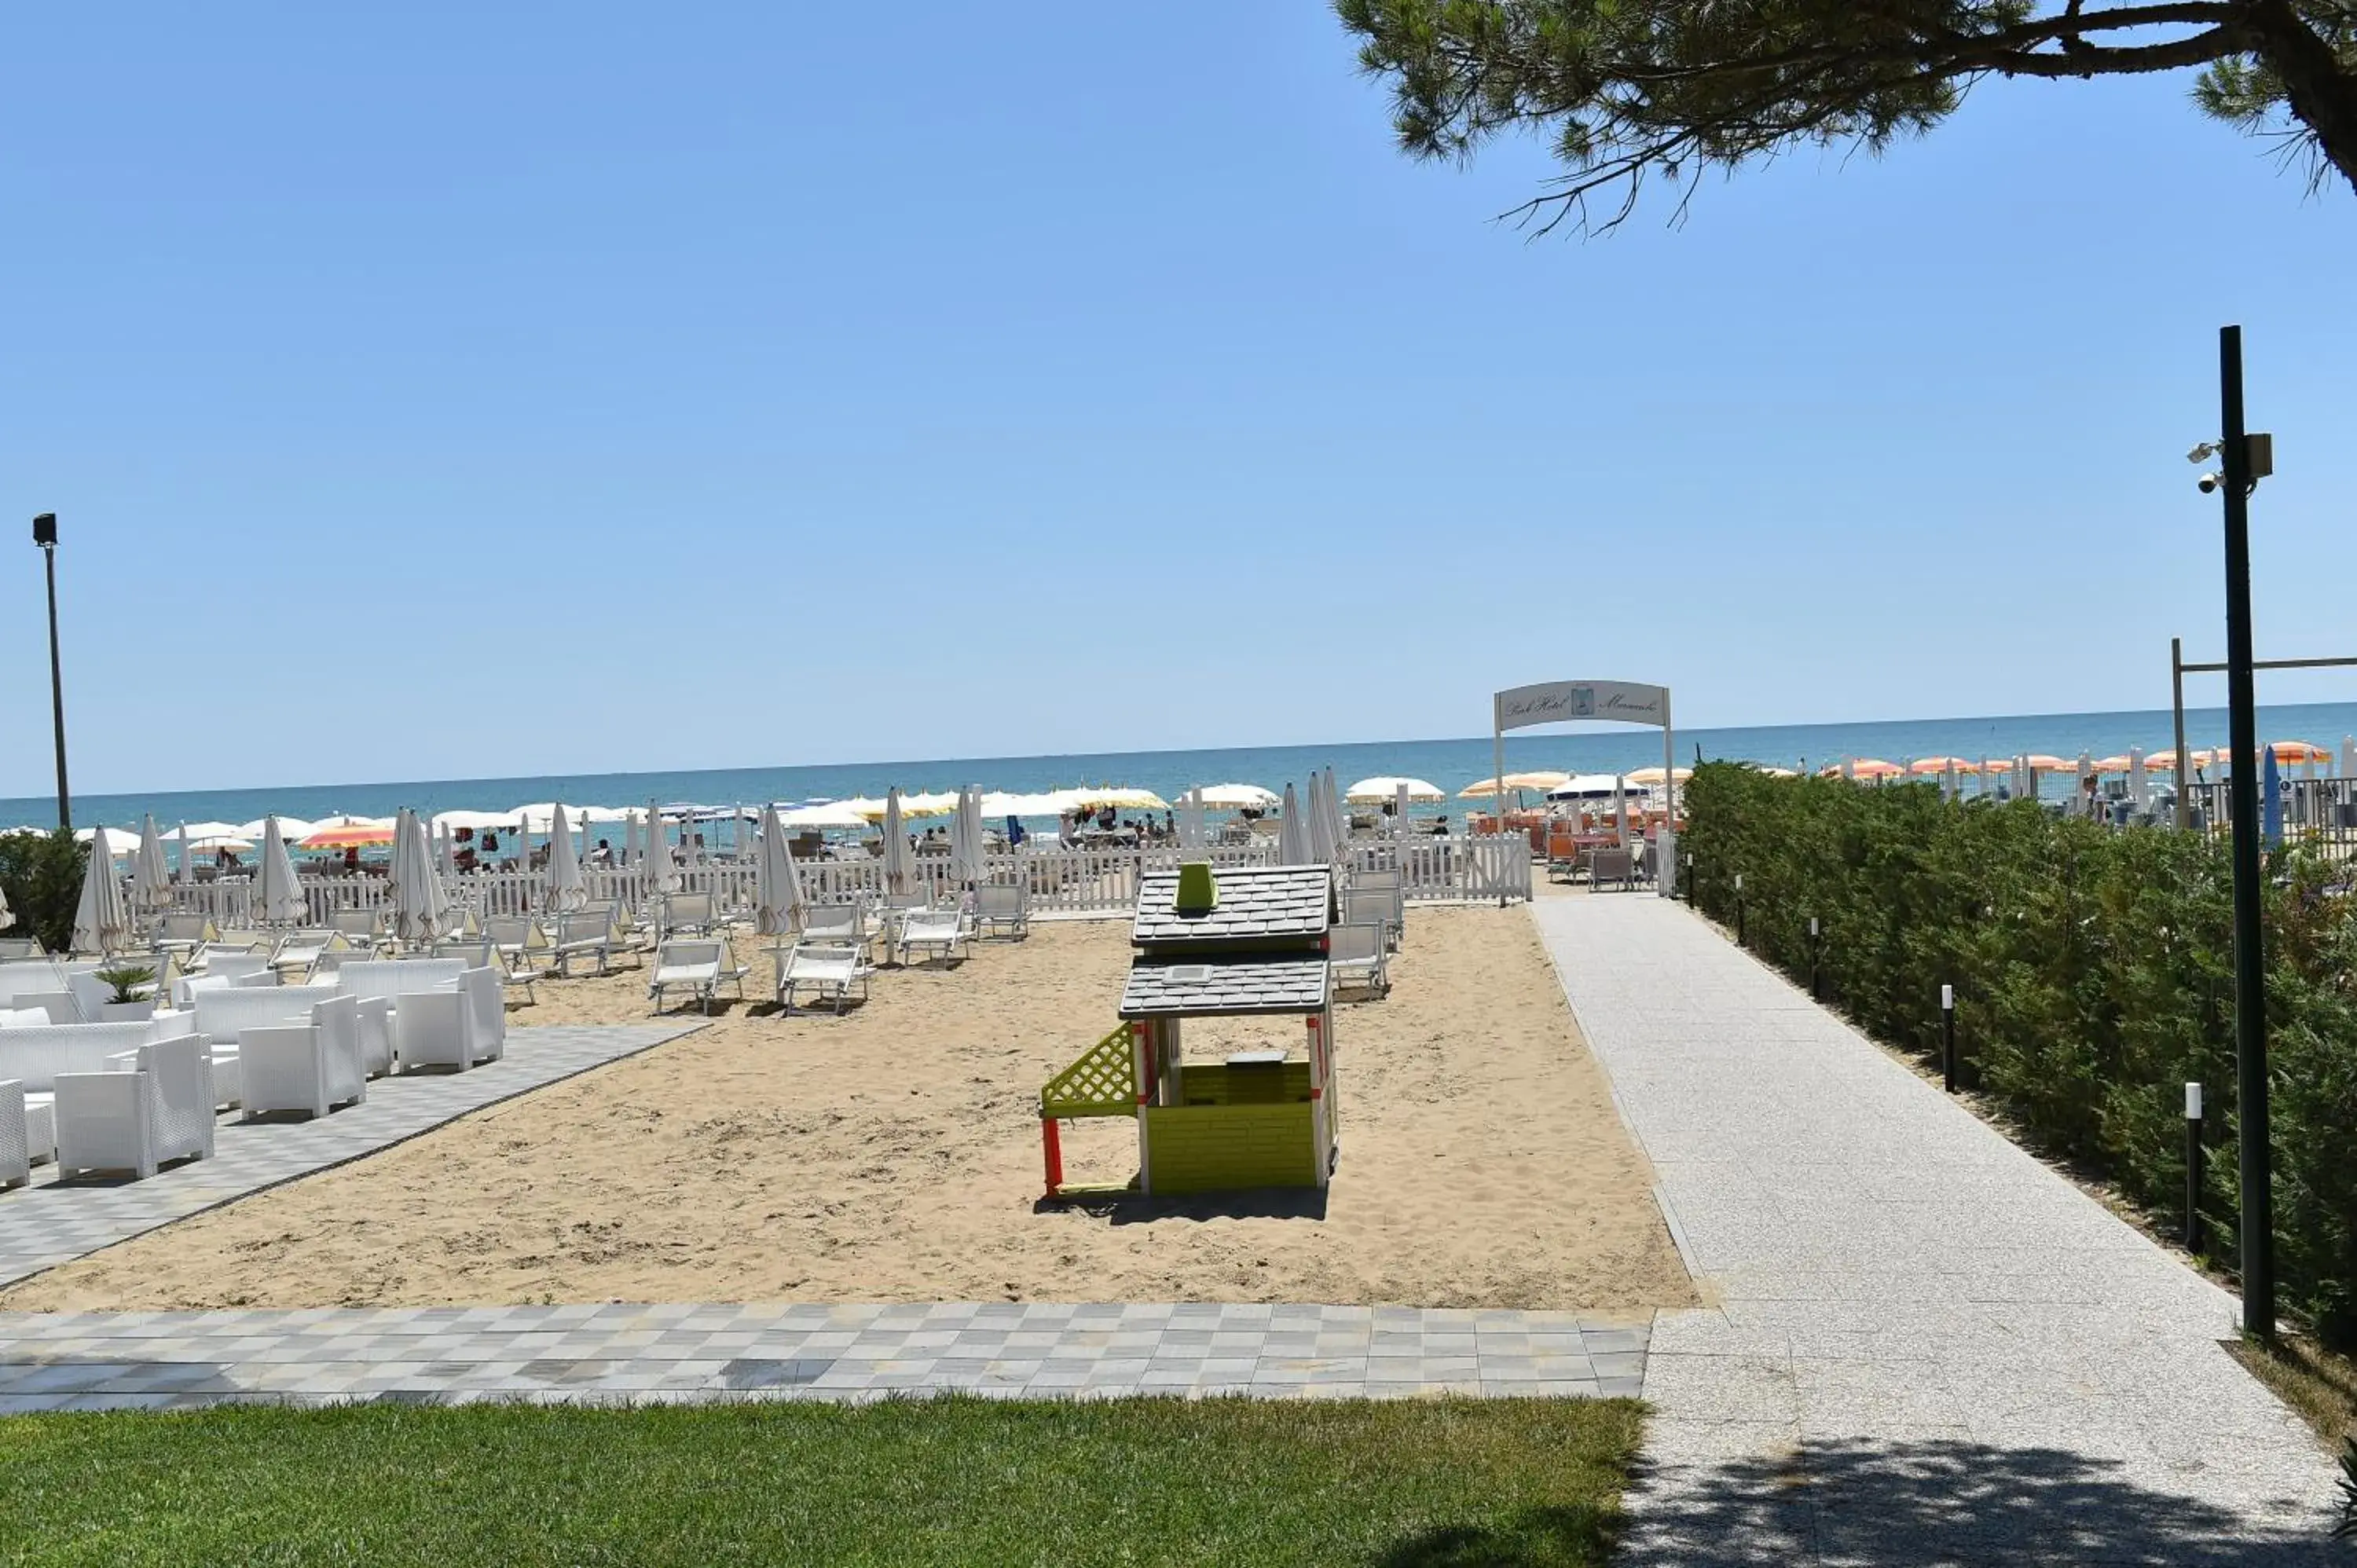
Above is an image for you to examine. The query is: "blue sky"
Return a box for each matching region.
[2,3,2351,797]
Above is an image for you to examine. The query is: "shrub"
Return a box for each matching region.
[0,827,84,955]
[1684,763,2357,1349]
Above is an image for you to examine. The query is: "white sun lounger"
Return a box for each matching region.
[972,882,1029,940]
[648,939,746,1015]
[894,907,967,968]
[1329,921,1391,998]
[552,910,619,978]
[775,943,874,1016]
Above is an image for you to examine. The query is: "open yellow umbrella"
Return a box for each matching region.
[1622,765,1693,786]
[1457,771,1571,798]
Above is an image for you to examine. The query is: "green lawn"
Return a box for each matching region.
[0,1395,1643,1566]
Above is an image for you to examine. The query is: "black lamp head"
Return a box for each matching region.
[31,513,57,548]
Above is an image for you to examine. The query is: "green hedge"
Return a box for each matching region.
[1682,762,2357,1348]
[0,827,82,956]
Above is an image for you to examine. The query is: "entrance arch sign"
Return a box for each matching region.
[1492,679,1677,897]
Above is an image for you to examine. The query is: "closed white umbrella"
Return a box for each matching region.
[392,808,454,944]
[754,803,805,936]
[1277,782,1309,864]
[544,801,587,914]
[950,786,986,886]
[2128,747,2147,811]
[1321,769,1347,860]
[133,814,172,914]
[1395,780,1412,837]
[257,815,306,925]
[174,821,190,886]
[643,800,680,899]
[0,865,12,932]
[882,787,910,896]
[1611,775,1629,848]
[72,829,129,954]
[1178,787,1207,850]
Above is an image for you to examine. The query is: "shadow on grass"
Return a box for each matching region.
[1618,1436,2342,1566]
[1374,1504,1617,1566]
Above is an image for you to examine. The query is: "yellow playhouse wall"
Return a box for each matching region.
[1142,1102,1318,1193]
[1174,1062,1312,1105]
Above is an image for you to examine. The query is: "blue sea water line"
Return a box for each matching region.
[7,701,2355,838]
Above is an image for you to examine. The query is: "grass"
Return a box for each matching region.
[2227,1332,2357,1450]
[0,1394,1644,1566]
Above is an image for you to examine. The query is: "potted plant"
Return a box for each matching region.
[94,962,159,1022]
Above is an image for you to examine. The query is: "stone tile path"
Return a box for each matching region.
[1533,894,2348,1566]
[0,1302,1648,1411]
[0,1024,698,1288]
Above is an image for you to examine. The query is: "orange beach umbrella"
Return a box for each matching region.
[299,819,395,852]
[1907,757,1981,775]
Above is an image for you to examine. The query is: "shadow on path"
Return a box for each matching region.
[1622,1436,2346,1566]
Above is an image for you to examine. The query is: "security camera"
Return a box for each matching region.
[2197,472,2221,494]
[2187,441,2220,464]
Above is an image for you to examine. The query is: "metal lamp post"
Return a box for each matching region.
[2208,328,2274,1341]
[31,513,69,831]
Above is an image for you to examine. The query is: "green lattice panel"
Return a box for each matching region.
[1042,1024,1137,1119]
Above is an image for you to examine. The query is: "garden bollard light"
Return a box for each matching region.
[1734,874,1745,947]
[2185,1083,2204,1254]
[1941,984,1957,1093]
[1809,917,1821,1001]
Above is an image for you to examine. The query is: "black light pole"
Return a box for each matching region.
[32,514,70,831]
[2214,327,2271,1340]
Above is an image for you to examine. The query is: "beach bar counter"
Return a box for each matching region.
[1119,863,1338,1196]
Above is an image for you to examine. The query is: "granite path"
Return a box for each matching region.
[1533,892,2347,1566]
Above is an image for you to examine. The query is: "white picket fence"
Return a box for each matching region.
[159,834,1529,925]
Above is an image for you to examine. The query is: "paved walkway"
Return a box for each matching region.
[0,1024,698,1288]
[0,1302,1647,1410]
[1533,894,2347,1566]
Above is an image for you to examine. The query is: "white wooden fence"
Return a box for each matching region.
[159,834,1529,926]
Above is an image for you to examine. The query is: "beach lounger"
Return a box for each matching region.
[1329,921,1391,998]
[648,938,746,1015]
[552,910,618,977]
[270,929,349,981]
[775,943,874,1016]
[660,893,718,939]
[150,912,218,962]
[972,882,1029,940]
[0,939,46,962]
[1588,846,1636,892]
[799,899,871,952]
[894,907,966,968]
[1340,886,1400,953]
[326,908,387,949]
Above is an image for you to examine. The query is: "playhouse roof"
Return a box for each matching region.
[1119,956,1332,1018]
[1131,864,1335,950]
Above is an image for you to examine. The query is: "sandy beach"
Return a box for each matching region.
[2,903,1694,1314]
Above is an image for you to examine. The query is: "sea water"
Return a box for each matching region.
[8,701,2355,841]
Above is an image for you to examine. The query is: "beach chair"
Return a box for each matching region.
[326,908,387,950]
[660,892,718,940]
[799,899,872,957]
[150,912,218,962]
[972,882,1029,940]
[1545,830,1581,882]
[552,909,618,978]
[0,938,46,962]
[1589,847,1635,892]
[270,929,348,981]
[894,907,966,968]
[775,943,874,1016]
[1340,886,1400,953]
[1329,921,1391,998]
[648,938,746,1015]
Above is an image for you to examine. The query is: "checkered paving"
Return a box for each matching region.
[0,1024,698,1288]
[0,1302,1649,1412]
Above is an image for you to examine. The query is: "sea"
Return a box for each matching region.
[8,701,2355,846]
